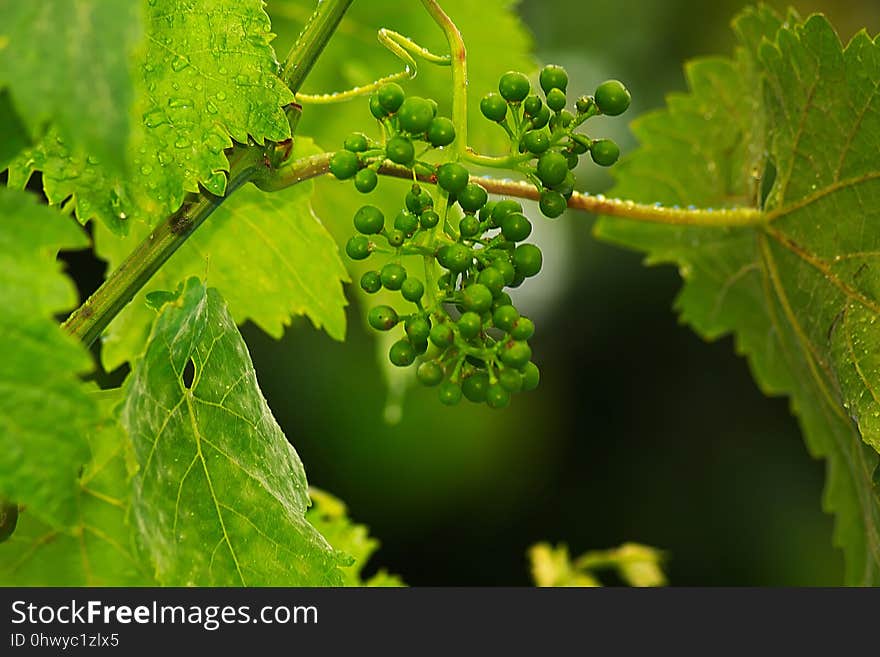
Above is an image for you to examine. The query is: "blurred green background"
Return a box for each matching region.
[86,0,878,585]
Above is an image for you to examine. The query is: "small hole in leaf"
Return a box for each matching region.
[182,359,196,389]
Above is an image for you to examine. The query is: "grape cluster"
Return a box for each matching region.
[480,66,631,218]
[330,66,629,407]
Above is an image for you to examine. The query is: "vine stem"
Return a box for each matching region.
[62,0,355,346]
[259,153,767,227]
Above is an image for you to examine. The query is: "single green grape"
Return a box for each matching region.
[459,215,481,238]
[501,213,532,242]
[386,229,406,247]
[430,323,454,348]
[539,190,566,218]
[462,284,493,314]
[427,117,456,147]
[499,71,530,102]
[436,162,470,195]
[370,94,389,119]
[354,168,378,193]
[368,305,398,331]
[377,82,405,113]
[420,210,440,229]
[345,235,371,260]
[521,361,540,391]
[480,92,508,122]
[394,210,419,235]
[514,244,543,277]
[389,339,416,367]
[491,200,523,225]
[499,368,522,392]
[563,151,579,170]
[511,316,535,341]
[491,259,516,285]
[437,243,472,272]
[521,130,550,154]
[493,291,513,309]
[417,361,445,386]
[344,132,369,152]
[360,270,382,294]
[401,277,425,303]
[457,183,488,213]
[545,88,566,112]
[353,205,385,234]
[386,135,415,165]
[397,96,435,133]
[486,383,511,409]
[438,381,462,405]
[457,312,482,339]
[530,104,551,129]
[523,94,543,117]
[591,138,620,166]
[462,373,490,402]
[380,263,407,290]
[493,304,519,332]
[536,152,568,187]
[539,64,568,94]
[594,79,631,116]
[329,150,359,180]
[405,316,431,342]
[500,340,532,368]
[478,268,505,297]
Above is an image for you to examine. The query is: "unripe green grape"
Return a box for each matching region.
[479,200,497,222]
[564,151,579,170]
[486,383,511,409]
[386,229,405,247]
[478,268,505,297]
[594,79,631,116]
[501,340,532,368]
[509,271,526,288]
[345,235,371,260]
[329,150,359,180]
[539,190,566,218]
[491,200,524,226]
[514,244,543,277]
[499,368,522,392]
[380,263,407,290]
[499,71,530,102]
[368,305,398,331]
[457,183,488,213]
[523,94,543,117]
[405,316,431,342]
[437,243,471,272]
[417,361,445,387]
[591,139,620,166]
[438,381,462,405]
[370,94,389,119]
[427,117,456,147]
[430,323,454,348]
[397,96,435,133]
[354,168,378,193]
[491,259,516,285]
[459,215,481,238]
[344,132,369,152]
[462,283,493,314]
[493,304,519,332]
[539,64,568,94]
[511,316,535,341]
[389,339,416,367]
[545,88,566,112]
[501,212,532,242]
[377,82,405,113]
[360,270,382,294]
[386,135,415,165]
[530,104,551,129]
[401,277,425,303]
[394,210,419,235]
[554,171,575,199]
[462,372,490,402]
[436,162,470,195]
[428,98,439,116]
[493,291,513,309]
[521,130,550,154]
[405,186,433,215]
[353,205,385,234]
[480,93,507,122]
[536,152,568,187]
[420,210,440,229]
[521,361,540,391]
[457,312,482,339]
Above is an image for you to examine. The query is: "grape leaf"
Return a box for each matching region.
[306,488,404,586]
[0,390,153,586]
[0,188,95,529]
[0,0,141,170]
[120,277,344,585]
[595,8,880,584]
[0,90,30,171]
[94,138,348,371]
[10,0,294,234]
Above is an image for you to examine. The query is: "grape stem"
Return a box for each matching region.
[259,152,768,227]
